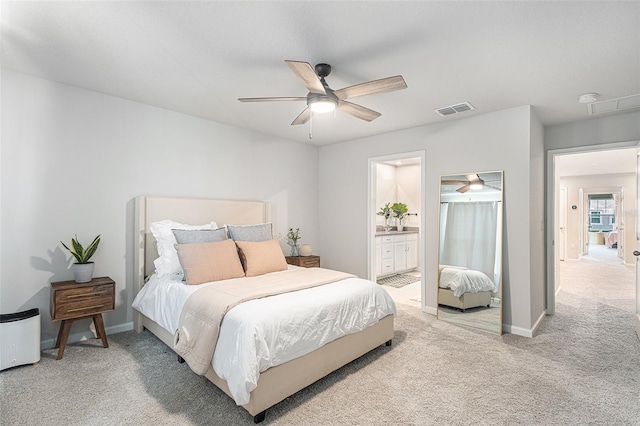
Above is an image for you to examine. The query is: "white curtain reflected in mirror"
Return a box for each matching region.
[437,171,503,335]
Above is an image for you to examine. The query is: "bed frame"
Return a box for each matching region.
[438,288,492,311]
[133,196,394,423]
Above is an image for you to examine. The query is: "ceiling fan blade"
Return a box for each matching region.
[465,174,480,182]
[485,184,501,191]
[337,101,381,122]
[285,60,326,94]
[456,184,471,193]
[442,180,470,185]
[238,97,306,102]
[334,75,407,100]
[291,107,311,126]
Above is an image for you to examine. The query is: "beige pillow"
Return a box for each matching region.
[235,239,288,277]
[174,239,245,285]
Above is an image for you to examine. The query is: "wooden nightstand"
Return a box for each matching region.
[285,255,320,268]
[50,276,115,360]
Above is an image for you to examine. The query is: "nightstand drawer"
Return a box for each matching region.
[54,283,114,306]
[53,296,114,320]
[285,255,320,268]
[297,257,320,268]
[51,278,115,321]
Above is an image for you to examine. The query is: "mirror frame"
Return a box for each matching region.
[436,170,504,335]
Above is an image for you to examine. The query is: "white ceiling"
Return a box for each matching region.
[2,1,639,145]
[555,147,637,178]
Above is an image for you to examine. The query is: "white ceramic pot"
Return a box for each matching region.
[72,262,95,283]
[299,244,313,257]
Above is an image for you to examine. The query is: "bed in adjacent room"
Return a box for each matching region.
[131,196,395,423]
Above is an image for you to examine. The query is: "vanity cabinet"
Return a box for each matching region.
[376,233,418,278]
[379,235,395,276]
[406,233,418,269]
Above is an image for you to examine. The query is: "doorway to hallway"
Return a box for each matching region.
[549,145,637,331]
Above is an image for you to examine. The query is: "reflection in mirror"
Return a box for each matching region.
[437,171,503,335]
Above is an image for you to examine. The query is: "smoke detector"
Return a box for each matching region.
[578,93,599,104]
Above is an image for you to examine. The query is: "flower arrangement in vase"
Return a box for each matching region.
[287,227,301,256]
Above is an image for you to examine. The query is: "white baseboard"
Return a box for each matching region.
[530,311,547,336]
[422,306,437,316]
[40,321,134,351]
[503,324,533,338]
[503,311,546,338]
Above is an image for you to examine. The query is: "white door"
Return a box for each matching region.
[635,146,640,339]
[559,187,567,261]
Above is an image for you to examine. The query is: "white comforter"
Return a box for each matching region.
[438,266,497,297]
[132,267,396,405]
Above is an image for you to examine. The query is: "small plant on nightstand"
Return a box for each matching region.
[61,234,101,283]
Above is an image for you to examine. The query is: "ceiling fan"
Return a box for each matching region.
[442,174,501,193]
[238,60,407,125]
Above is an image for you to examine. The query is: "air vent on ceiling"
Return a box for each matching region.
[435,102,475,117]
[588,94,640,115]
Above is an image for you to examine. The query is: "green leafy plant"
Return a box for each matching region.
[287,228,301,247]
[61,235,101,264]
[391,202,408,220]
[377,203,393,220]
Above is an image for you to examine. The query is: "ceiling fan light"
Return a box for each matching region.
[470,182,483,191]
[309,99,337,113]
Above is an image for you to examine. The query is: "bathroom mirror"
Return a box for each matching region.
[437,171,503,335]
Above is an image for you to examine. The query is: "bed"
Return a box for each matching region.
[437,265,496,311]
[132,196,395,423]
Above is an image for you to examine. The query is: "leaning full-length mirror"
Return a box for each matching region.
[437,171,503,334]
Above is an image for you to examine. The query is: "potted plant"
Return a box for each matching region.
[377,202,393,231]
[391,202,408,231]
[61,235,101,283]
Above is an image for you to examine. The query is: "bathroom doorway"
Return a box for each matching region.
[368,151,426,310]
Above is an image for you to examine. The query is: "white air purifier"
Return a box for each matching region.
[0,308,41,371]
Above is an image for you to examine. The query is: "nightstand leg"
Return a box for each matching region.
[56,320,73,360]
[93,314,109,348]
[54,320,65,349]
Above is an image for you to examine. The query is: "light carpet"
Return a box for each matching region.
[1,294,638,425]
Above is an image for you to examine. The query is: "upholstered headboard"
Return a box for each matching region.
[133,196,271,296]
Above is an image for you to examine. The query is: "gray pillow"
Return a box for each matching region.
[227,223,273,242]
[172,227,228,244]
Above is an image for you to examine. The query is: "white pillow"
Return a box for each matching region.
[150,220,217,278]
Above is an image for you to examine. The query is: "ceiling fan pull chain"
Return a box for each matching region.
[309,112,313,139]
